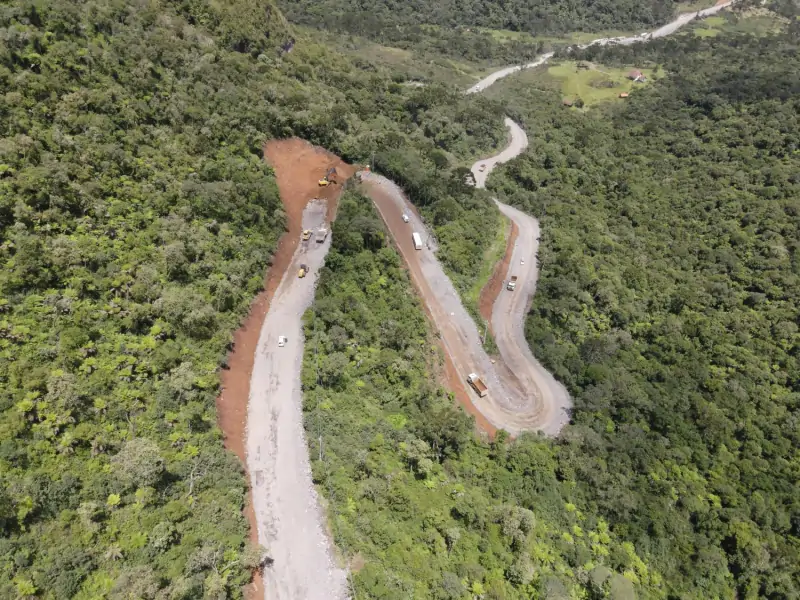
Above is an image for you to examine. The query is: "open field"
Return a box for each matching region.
[526,60,662,107]
[689,9,787,37]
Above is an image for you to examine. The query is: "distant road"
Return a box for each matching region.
[466,0,736,94]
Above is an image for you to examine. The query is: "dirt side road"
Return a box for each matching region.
[217,138,353,600]
[361,174,557,435]
[247,199,349,600]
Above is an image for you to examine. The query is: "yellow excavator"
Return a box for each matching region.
[302,229,312,241]
[318,167,338,187]
[298,263,308,278]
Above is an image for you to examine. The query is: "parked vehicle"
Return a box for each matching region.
[278,336,287,347]
[402,213,410,223]
[467,373,488,397]
[298,264,308,278]
[316,227,329,243]
[302,229,312,241]
[412,232,423,250]
[507,276,518,291]
[479,164,487,172]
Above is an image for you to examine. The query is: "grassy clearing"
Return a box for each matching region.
[688,9,787,37]
[540,61,662,107]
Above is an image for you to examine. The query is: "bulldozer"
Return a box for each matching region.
[298,263,308,278]
[318,167,338,187]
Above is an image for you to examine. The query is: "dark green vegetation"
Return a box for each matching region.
[303,190,654,599]
[279,0,681,61]
[487,29,800,599]
[0,0,505,597]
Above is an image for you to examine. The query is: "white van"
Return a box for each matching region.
[402,213,410,223]
[412,232,423,250]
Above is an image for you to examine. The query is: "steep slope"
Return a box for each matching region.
[0,0,501,597]
[485,29,800,599]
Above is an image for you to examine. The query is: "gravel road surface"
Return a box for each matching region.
[361,174,557,434]
[247,199,349,600]
[468,119,572,435]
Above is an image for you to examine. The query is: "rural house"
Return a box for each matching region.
[628,69,646,82]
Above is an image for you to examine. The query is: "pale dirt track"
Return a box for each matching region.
[361,174,562,435]
[247,199,349,600]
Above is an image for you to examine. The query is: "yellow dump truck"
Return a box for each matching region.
[467,373,488,397]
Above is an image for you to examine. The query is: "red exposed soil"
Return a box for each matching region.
[478,217,518,331]
[214,138,354,600]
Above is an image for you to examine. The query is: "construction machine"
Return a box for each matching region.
[302,229,312,241]
[298,264,308,278]
[318,167,338,186]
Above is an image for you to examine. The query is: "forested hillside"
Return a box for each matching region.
[0,0,506,597]
[279,0,681,59]
[280,0,682,36]
[303,190,656,599]
[487,29,800,599]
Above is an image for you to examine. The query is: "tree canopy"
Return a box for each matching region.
[486,27,800,599]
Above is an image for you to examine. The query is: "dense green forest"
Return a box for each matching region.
[303,190,655,599]
[6,0,799,597]
[0,0,506,597]
[485,29,800,599]
[280,0,683,39]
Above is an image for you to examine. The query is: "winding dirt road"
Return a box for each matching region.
[247,199,349,600]
[241,3,741,595]
[361,174,569,435]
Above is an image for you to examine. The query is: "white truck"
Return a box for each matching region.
[412,232,423,250]
[507,276,518,291]
[467,373,488,398]
[316,227,329,243]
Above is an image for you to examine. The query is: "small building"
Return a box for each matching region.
[628,69,646,83]
[619,92,629,98]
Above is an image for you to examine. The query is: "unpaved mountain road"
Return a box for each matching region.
[247,199,349,600]
[361,174,562,434]
[238,3,742,596]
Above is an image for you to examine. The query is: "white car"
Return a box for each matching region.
[278,336,287,347]
[520,259,525,265]
[402,214,410,223]
[479,164,487,172]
